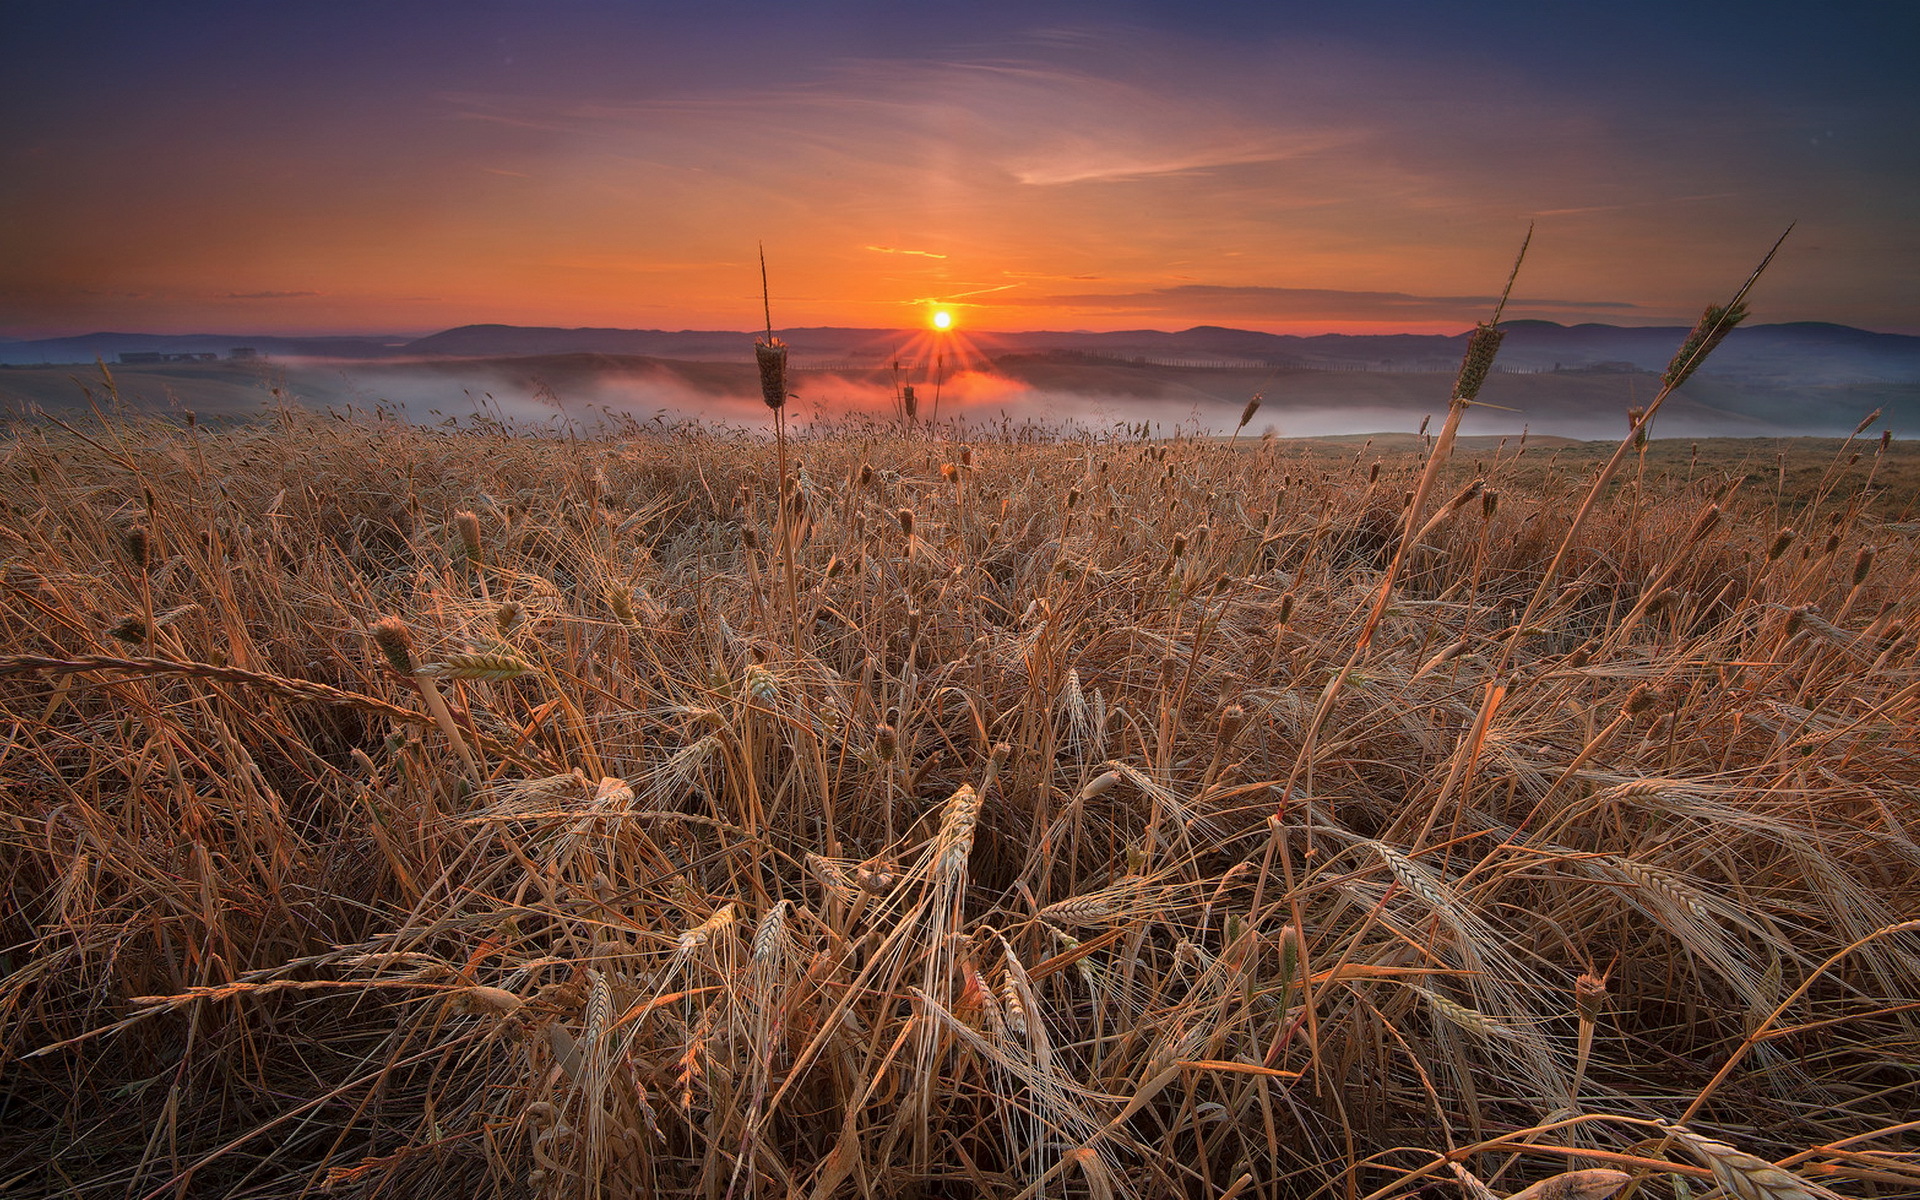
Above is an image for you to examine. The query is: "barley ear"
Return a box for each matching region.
[1504,1169,1632,1200]
[1669,1128,1845,1200]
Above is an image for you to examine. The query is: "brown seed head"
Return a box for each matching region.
[1575,972,1608,1024]
[1276,923,1302,981]
[755,338,789,410]
[1453,322,1506,402]
[1663,301,1748,390]
[1785,605,1812,638]
[1766,527,1795,562]
[454,510,482,561]
[121,523,150,567]
[1689,504,1721,541]
[371,617,417,676]
[1217,704,1249,750]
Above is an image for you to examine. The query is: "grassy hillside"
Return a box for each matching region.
[2,407,1917,1197]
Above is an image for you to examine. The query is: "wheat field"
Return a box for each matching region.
[2,368,1918,1198]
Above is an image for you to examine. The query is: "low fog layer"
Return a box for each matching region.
[4,353,1910,440]
[292,356,1907,441]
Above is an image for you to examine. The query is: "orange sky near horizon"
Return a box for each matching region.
[4,3,1915,339]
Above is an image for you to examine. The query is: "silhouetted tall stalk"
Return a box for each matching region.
[1283,228,1530,809]
[754,244,801,651]
[1492,225,1793,677]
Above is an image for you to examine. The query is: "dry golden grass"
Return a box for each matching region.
[2,380,1917,1198]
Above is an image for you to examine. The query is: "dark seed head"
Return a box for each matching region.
[755,339,790,410]
[371,617,417,676]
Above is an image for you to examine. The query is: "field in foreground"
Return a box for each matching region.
[2,410,1918,1198]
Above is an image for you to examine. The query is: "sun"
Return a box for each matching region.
[931,309,952,330]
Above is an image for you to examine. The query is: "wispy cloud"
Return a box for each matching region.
[223,291,321,300]
[866,245,948,259]
[906,282,1026,307]
[439,48,1359,196]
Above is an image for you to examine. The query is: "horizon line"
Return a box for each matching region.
[7,316,1919,342]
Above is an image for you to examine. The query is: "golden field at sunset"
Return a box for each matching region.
[5,298,1920,1196]
[7,2,1920,1197]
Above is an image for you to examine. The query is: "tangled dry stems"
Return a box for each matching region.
[2,400,1917,1198]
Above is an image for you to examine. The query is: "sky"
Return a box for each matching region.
[3,0,1916,339]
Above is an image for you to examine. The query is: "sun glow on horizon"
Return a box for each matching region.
[931,310,952,330]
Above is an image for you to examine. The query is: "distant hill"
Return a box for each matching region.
[389,321,1920,386]
[401,325,756,359]
[6,320,1917,387]
[0,332,413,366]
[5,320,1916,437]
